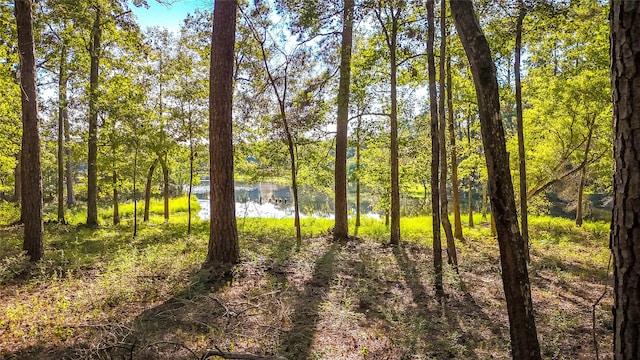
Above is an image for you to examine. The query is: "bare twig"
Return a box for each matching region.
[201,345,287,360]
[143,341,199,360]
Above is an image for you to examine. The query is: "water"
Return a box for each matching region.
[195,182,381,220]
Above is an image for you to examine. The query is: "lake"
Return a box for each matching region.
[194,182,382,219]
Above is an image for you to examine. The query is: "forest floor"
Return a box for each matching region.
[0,206,613,359]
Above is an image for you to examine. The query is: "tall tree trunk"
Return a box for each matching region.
[65,103,75,208]
[514,0,529,260]
[57,43,67,223]
[334,0,354,242]
[133,146,138,237]
[576,115,594,227]
[14,151,21,205]
[448,56,463,240]
[467,113,474,227]
[188,119,194,235]
[160,156,169,222]
[113,171,119,225]
[439,0,457,268]
[355,116,362,228]
[427,0,443,296]
[451,1,541,358]
[611,3,640,358]
[206,0,239,266]
[143,158,158,222]
[158,51,169,224]
[86,8,101,227]
[482,180,487,220]
[255,18,301,247]
[575,166,586,227]
[372,7,401,246]
[188,157,193,234]
[15,0,43,261]
[288,141,301,246]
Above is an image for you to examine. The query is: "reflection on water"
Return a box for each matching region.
[195,182,380,219]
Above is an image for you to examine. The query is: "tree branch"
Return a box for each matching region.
[201,346,287,360]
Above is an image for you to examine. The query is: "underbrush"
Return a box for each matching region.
[0,208,613,359]
[41,196,200,225]
[0,200,20,225]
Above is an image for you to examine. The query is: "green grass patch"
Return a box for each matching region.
[0,206,613,359]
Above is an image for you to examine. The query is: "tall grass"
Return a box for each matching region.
[60,196,200,225]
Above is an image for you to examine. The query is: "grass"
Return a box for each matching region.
[0,203,614,359]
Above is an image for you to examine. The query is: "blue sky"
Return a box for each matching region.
[131,0,213,33]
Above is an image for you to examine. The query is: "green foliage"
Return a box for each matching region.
[59,196,199,225]
[0,201,20,225]
[0,210,612,357]
[0,251,29,284]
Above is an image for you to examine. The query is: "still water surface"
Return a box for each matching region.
[195,182,380,219]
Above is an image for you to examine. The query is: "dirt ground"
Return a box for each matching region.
[1,233,613,359]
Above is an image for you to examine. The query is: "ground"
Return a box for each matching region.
[0,212,613,359]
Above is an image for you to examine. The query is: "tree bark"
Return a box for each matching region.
[427,0,443,296]
[374,6,402,246]
[514,0,529,260]
[188,118,194,235]
[86,7,101,227]
[143,158,158,222]
[482,179,487,220]
[113,171,119,225]
[355,116,362,228]
[207,0,239,266]
[159,155,169,222]
[448,56,463,240]
[15,0,43,261]
[289,142,301,246]
[467,114,474,227]
[576,115,594,227]
[14,151,21,205]
[439,0,457,268]
[451,1,541,358]
[575,165,586,227]
[333,0,354,242]
[57,43,67,223]
[610,3,640,358]
[65,99,75,208]
[133,146,138,237]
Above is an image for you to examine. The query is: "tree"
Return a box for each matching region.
[145,27,175,223]
[15,0,44,261]
[372,0,404,246]
[86,5,101,227]
[610,1,640,358]
[334,0,354,242]
[206,0,239,266]
[514,0,528,256]
[447,54,463,240]
[450,0,541,358]
[438,0,457,268]
[427,0,443,295]
[55,38,68,223]
[243,2,330,246]
[171,22,209,234]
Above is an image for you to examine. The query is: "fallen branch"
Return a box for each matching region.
[201,346,287,360]
[143,341,198,360]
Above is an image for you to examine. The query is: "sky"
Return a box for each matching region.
[131,0,213,33]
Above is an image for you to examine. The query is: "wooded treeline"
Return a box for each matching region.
[4,0,639,358]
